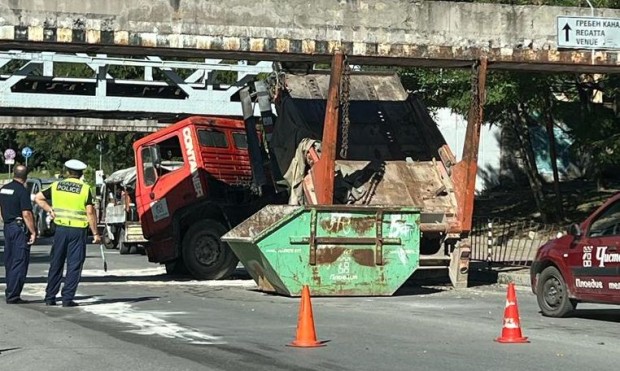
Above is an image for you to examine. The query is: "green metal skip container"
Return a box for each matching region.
[222,204,420,296]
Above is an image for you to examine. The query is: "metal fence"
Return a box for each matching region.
[470,217,562,267]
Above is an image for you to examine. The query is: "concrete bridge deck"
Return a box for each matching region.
[1,0,620,72]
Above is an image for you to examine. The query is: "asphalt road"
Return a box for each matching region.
[0,234,618,371]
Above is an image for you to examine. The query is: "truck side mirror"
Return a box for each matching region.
[569,223,582,238]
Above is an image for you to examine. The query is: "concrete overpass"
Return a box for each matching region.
[1,0,620,72]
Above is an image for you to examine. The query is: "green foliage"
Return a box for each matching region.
[401,64,620,181]
[1,131,139,177]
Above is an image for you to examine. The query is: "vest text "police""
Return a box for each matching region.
[56,181,83,194]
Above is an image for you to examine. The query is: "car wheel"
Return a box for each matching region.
[181,219,238,280]
[536,266,576,318]
[102,228,116,250]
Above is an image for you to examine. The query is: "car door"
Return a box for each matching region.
[570,199,620,300]
[136,134,190,236]
[27,179,42,233]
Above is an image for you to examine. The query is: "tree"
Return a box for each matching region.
[400,63,620,222]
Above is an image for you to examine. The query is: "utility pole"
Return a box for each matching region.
[96,135,104,170]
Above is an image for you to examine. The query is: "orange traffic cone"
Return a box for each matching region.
[288,285,325,348]
[495,283,529,343]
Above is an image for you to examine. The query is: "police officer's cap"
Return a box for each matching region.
[64,159,87,171]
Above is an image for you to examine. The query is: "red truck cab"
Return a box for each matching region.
[531,192,620,317]
[133,116,267,279]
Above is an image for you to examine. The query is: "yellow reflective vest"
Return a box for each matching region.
[51,178,91,228]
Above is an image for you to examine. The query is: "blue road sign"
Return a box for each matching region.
[21,147,33,158]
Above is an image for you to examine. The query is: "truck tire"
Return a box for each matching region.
[129,244,140,255]
[119,228,130,255]
[182,219,238,280]
[536,266,577,318]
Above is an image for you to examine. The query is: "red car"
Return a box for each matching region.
[531,192,620,317]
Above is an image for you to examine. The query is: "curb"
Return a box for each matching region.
[469,267,531,288]
[497,271,531,287]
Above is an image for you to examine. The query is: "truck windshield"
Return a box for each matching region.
[198,129,228,148]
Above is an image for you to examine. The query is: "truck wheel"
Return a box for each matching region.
[536,266,576,318]
[182,219,238,280]
[119,228,130,255]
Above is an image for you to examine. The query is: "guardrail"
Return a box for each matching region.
[470,217,561,267]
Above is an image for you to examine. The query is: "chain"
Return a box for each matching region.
[339,56,351,159]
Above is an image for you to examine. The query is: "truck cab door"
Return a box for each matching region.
[136,136,188,237]
[571,200,620,300]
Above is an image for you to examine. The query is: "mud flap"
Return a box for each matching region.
[449,243,471,289]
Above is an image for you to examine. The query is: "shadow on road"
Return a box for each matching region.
[78,295,160,306]
[572,309,620,323]
[0,273,230,285]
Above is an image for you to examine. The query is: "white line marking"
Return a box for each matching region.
[18,285,226,345]
[79,297,226,345]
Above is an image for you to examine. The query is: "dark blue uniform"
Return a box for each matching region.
[0,180,32,303]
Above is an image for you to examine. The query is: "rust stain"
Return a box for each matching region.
[251,262,276,293]
[223,36,240,51]
[302,39,315,54]
[351,216,375,234]
[113,31,129,45]
[275,38,290,53]
[140,34,157,48]
[351,249,375,267]
[316,246,345,264]
[311,266,321,285]
[250,38,263,52]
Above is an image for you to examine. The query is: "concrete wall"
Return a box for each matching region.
[1,1,620,69]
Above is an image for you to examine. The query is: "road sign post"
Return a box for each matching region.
[557,16,620,50]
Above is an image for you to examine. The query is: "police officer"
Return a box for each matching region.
[34,159,101,307]
[0,164,36,304]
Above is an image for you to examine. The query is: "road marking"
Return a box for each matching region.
[19,285,226,345]
[81,267,168,276]
[79,268,257,287]
[79,297,226,345]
